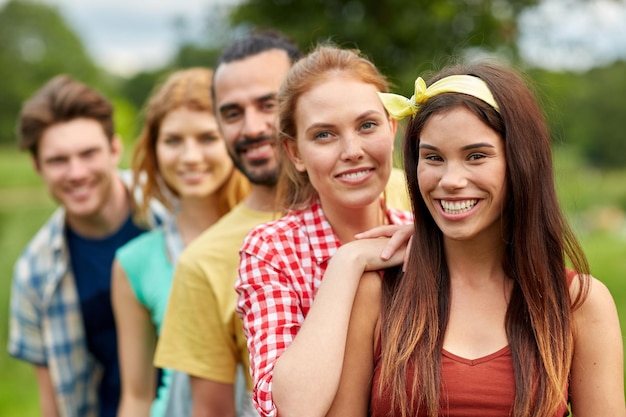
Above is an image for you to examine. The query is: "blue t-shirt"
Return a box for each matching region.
[67,214,147,417]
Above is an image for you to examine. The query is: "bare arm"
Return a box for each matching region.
[190,376,236,417]
[569,276,625,416]
[35,366,60,417]
[326,271,381,417]
[271,238,404,417]
[111,259,157,417]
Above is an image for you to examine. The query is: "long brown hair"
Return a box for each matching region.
[378,62,590,417]
[276,44,390,210]
[131,67,249,222]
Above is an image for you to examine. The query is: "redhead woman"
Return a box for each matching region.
[111,68,249,417]
[235,44,412,417]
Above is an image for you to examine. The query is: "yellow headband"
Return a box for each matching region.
[377,75,500,120]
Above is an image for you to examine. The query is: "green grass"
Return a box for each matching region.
[0,144,624,415]
[555,145,626,213]
[580,231,626,329]
[0,146,55,415]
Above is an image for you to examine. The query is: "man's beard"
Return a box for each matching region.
[229,135,279,187]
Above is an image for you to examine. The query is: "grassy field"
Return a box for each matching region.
[0,144,625,415]
[0,147,55,416]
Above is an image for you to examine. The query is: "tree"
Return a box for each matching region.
[120,8,225,126]
[0,0,100,145]
[564,62,626,168]
[227,0,626,168]
[121,43,220,113]
[228,0,539,93]
[531,61,626,168]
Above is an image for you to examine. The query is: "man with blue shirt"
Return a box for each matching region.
[8,75,160,417]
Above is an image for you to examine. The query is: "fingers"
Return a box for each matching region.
[364,239,407,271]
[377,225,414,261]
[354,224,405,239]
[337,238,405,272]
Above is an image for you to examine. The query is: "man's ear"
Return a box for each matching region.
[30,154,41,174]
[283,139,306,172]
[110,135,124,166]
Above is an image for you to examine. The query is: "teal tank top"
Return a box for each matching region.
[116,227,177,417]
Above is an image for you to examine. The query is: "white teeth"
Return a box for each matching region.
[69,185,89,196]
[338,170,370,180]
[181,171,205,179]
[244,144,272,156]
[440,199,477,214]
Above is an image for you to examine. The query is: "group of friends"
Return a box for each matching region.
[7,28,625,417]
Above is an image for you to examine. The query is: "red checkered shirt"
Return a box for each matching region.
[235,198,413,416]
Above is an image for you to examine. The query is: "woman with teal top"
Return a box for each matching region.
[111,68,249,417]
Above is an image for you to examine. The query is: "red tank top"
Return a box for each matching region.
[370,345,568,417]
[369,271,577,416]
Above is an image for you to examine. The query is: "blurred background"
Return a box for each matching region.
[1,0,625,414]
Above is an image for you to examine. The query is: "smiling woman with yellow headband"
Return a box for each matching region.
[326,62,625,417]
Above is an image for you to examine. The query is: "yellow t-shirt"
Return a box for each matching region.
[154,168,410,386]
[385,167,411,212]
[155,204,278,387]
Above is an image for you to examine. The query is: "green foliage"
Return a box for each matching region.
[532,61,626,168]
[119,42,220,115]
[0,0,101,145]
[172,43,220,70]
[554,145,626,233]
[579,63,626,168]
[0,0,157,159]
[121,69,172,112]
[228,0,539,93]
[226,0,626,168]
[111,96,140,147]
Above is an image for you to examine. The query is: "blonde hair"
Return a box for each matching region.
[276,44,389,210]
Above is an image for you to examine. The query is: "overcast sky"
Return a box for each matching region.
[519,0,626,71]
[3,0,626,76]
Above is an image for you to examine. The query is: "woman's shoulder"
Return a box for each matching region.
[569,273,621,345]
[572,274,616,313]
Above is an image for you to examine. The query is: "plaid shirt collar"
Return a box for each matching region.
[294,198,410,266]
[43,207,70,302]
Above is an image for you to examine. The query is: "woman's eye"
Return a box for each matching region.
[468,153,486,161]
[423,154,443,162]
[361,121,376,130]
[163,136,181,145]
[199,134,218,143]
[314,131,331,140]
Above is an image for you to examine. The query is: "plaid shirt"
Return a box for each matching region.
[7,171,165,417]
[235,199,412,417]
